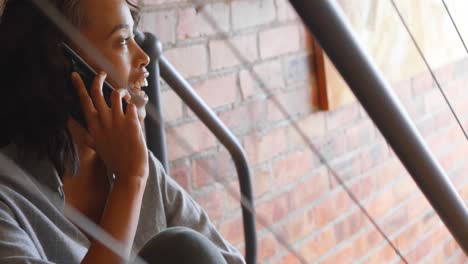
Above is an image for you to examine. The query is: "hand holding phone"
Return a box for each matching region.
[70,70,149,181]
[61,42,127,129]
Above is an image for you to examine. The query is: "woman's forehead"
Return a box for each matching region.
[79,0,133,32]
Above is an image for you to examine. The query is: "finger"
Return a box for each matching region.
[125,103,140,125]
[90,72,109,114]
[122,91,131,103]
[71,72,97,122]
[111,89,128,120]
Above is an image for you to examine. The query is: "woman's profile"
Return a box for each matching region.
[0,0,245,263]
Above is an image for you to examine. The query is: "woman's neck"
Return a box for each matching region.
[63,118,112,225]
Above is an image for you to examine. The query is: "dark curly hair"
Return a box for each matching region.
[0,0,140,177]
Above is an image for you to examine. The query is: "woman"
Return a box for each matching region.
[0,0,244,263]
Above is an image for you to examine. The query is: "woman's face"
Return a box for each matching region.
[76,0,150,92]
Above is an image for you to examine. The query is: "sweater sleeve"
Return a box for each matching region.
[150,153,246,264]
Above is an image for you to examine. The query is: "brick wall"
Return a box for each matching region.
[138,0,468,263]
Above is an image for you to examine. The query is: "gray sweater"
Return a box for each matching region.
[0,144,245,263]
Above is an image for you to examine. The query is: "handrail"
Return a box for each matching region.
[136,32,170,173]
[138,32,257,264]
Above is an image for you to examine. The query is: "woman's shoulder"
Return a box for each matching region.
[0,144,65,216]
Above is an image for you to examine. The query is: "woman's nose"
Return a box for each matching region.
[138,47,150,68]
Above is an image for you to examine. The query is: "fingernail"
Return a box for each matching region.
[71,72,78,78]
[99,71,107,77]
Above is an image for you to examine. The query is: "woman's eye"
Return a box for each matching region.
[119,37,130,45]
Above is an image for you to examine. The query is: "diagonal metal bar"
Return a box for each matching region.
[287,0,468,256]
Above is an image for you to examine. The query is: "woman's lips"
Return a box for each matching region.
[128,87,149,107]
[129,71,150,89]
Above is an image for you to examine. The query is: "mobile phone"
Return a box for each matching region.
[61,42,127,129]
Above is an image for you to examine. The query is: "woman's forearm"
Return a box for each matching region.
[81,175,147,264]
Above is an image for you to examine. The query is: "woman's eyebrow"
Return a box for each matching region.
[107,23,130,38]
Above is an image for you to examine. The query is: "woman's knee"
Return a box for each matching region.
[138,227,227,264]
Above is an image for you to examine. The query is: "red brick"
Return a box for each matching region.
[426,124,455,156]
[276,253,303,264]
[161,89,183,122]
[381,200,409,235]
[209,34,258,70]
[345,119,376,150]
[259,25,301,59]
[300,24,314,51]
[328,153,362,186]
[288,169,329,212]
[321,242,356,264]
[219,100,266,135]
[439,143,468,172]
[316,132,348,160]
[443,238,460,258]
[239,61,285,99]
[256,192,290,224]
[326,103,360,131]
[267,88,312,121]
[393,212,438,250]
[363,244,399,263]
[231,0,275,30]
[177,3,229,39]
[140,10,176,44]
[213,149,237,180]
[278,207,316,242]
[225,180,242,212]
[193,73,238,109]
[244,128,286,165]
[284,54,314,86]
[406,194,432,221]
[252,166,273,198]
[218,214,244,245]
[166,121,217,160]
[333,210,366,243]
[164,45,208,78]
[169,162,191,191]
[193,188,225,221]
[191,156,216,189]
[314,191,353,228]
[359,142,389,172]
[286,112,326,147]
[349,173,376,201]
[405,224,450,263]
[353,230,384,260]
[257,234,278,261]
[366,176,416,219]
[455,252,468,263]
[142,0,181,5]
[299,226,336,262]
[374,159,405,189]
[276,0,298,21]
[273,150,313,187]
